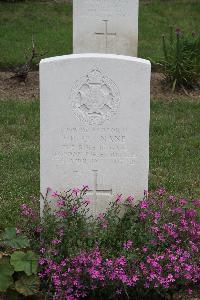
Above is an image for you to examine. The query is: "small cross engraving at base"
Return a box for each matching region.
[95,20,117,51]
[87,170,112,202]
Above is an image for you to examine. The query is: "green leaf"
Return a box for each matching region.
[15,274,40,296]
[10,251,38,276]
[1,228,30,249]
[0,257,14,292]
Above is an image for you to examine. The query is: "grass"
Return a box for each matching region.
[0,99,199,229]
[0,100,39,228]
[139,0,200,61]
[150,99,200,197]
[0,2,72,69]
[0,0,200,68]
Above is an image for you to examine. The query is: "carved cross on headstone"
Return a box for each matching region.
[87,170,112,201]
[95,20,117,51]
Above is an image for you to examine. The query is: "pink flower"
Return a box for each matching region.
[83,198,91,206]
[56,199,65,207]
[55,210,68,218]
[116,288,122,295]
[40,248,46,254]
[188,289,193,295]
[123,240,133,250]
[193,199,200,207]
[142,246,148,253]
[101,220,108,229]
[20,204,27,210]
[116,194,123,204]
[156,187,166,196]
[116,256,126,266]
[52,191,59,197]
[158,233,165,242]
[51,239,61,245]
[72,204,79,214]
[181,218,188,227]
[105,259,113,267]
[167,274,175,283]
[140,200,148,209]
[97,213,105,221]
[168,195,176,202]
[127,195,134,203]
[154,212,161,224]
[151,226,159,233]
[39,258,46,265]
[60,260,67,267]
[144,282,150,288]
[179,198,188,206]
[72,188,80,196]
[82,185,89,191]
[186,208,196,218]
[150,239,157,246]
[35,226,42,233]
[20,204,36,219]
[140,212,147,220]
[131,275,139,283]
[155,212,161,219]
[97,213,108,229]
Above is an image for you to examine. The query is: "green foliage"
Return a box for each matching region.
[1,227,30,249]
[10,250,38,276]
[0,227,39,297]
[0,257,14,292]
[153,28,200,90]
[21,188,200,299]
[15,275,40,296]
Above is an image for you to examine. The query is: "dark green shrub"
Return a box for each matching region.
[152,28,200,91]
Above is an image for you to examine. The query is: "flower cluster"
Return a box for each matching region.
[20,203,36,219]
[39,241,200,299]
[20,187,200,299]
[39,247,140,300]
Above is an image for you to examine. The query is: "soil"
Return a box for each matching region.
[0,71,39,101]
[0,71,199,102]
[150,73,200,101]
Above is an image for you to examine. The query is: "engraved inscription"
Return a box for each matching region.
[71,69,120,125]
[95,20,116,51]
[78,0,131,18]
[52,127,136,166]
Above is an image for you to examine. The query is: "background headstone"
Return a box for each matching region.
[73,0,139,56]
[40,54,150,216]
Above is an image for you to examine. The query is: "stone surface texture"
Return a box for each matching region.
[40,53,151,216]
[73,0,139,56]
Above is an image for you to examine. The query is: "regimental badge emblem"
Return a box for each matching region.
[71,68,120,125]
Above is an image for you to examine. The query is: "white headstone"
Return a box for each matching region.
[40,54,150,216]
[73,0,139,56]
